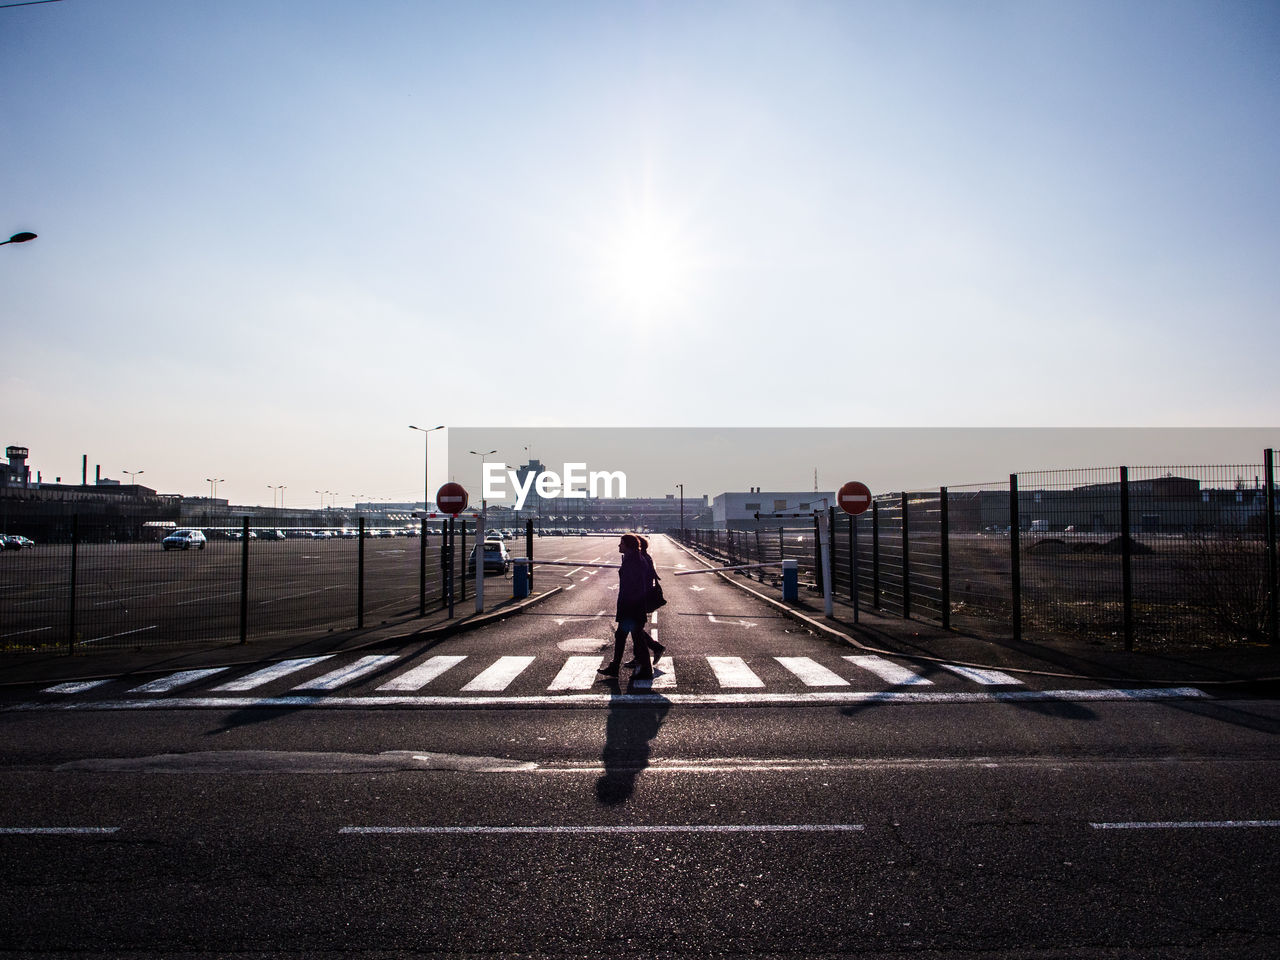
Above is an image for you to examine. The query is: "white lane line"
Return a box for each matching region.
[212,656,336,691]
[81,626,158,645]
[259,587,329,606]
[376,655,467,692]
[340,823,865,836]
[1090,820,1280,830]
[129,667,230,694]
[10,687,1213,711]
[708,657,765,689]
[461,656,536,692]
[1,626,53,639]
[177,591,241,606]
[940,664,1023,686]
[844,656,934,686]
[775,657,850,687]
[43,679,113,694]
[294,655,401,691]
[548,656,604,691]
[0,827,120,835]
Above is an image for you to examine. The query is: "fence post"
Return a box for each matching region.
[813,515,822,593]
[357,517,366,629]
[239,516,250,644]
[1120,466,1134,651]
[901,493,911,619]
[872,501,881,610]
[419,516,427,617]
[526,519,534,590]
[1010,475,1021,642]
[940,486,950,630]
[458,520,467,602]
[755,528,763,581]
[67,514,78,655]
[1266,448,1278,648]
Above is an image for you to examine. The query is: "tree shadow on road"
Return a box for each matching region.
[595,677,670,807]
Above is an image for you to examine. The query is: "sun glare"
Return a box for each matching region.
[599,208,697,321]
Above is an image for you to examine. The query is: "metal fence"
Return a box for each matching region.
[0,518,532,655]
[674,451,1280,650]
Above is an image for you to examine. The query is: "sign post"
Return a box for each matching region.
[436,484,468,618]
[838,481,873,622]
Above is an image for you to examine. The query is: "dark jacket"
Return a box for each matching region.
[616,550,653,622]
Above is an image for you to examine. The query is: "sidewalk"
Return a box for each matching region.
[0,586,563,689]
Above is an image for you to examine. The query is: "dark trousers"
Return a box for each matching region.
[612,617,653,671]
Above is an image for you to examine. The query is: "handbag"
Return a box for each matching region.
[644,569,667,611]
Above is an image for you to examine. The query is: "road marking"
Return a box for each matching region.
[176,591,240,606]
[707,656,765,688]
[212,656,336,691]
[340,823,865,836]
[294,655,401,691]
[81,625,158,646]
[629,660,675,691]
[376,655,467,692]
[461,656,536,692]
[8,687,1212,711]
[688,585,705,592]
[705,612,755,627]
[940,664,1023,686]
[1090,820,1280,830]
[548,656,604,691]
[0,827,120,835]
[44,679,112,694]
[129,667,230,694]
[844,656,934,686]
[776,657,850,687]
[1,626,54,639]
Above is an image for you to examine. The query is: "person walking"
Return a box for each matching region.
[629,535,665,666]
[599,533,655,680]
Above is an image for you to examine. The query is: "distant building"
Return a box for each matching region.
[713,490,835,530]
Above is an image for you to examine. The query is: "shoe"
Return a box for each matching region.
[623,659,637,668]
[632,668,654,681]
[650,642,666,666]
[597,664,619,677]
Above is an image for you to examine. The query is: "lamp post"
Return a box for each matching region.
[677,483,684,539]
[470,449,497,515]
[205,478,224,500]
[123,469,144,486]
[268,485,281,510]
[409,424,445,515]
[0,232,36,246]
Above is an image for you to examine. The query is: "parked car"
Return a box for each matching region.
[1,535,34,550]
[467,540,511,575]
[258,529,286,541]
[162,529,207,551]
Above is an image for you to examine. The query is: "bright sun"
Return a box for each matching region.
[599,208,696,320]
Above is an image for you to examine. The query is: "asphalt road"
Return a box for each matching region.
[0,535,1277,958]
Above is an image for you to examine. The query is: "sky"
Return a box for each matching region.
[4,0,1278,507]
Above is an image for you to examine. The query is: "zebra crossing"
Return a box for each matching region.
[20,651,1210,710]
[39,652,1022,699]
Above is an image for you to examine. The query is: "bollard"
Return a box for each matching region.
[513,560,530,599]
[782,559,798,602]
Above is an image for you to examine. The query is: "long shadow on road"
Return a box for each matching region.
[595,678,670,806]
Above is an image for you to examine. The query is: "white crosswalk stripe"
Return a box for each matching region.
[844,655,933,686]
[294,655,402,691]
[129,667,230,694]
[548,656,605,691]
[212,656,334,691]
[775,657,849,687]
[939,664,1023,686]
[707,656,765,688]
[376,655,467,692]
[462,656,535,692]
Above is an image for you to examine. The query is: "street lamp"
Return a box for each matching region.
[470,449,496,514]
[0,232,36,246]
[409,424,445,515]
[315,489,333,510]
[123,469,144,486]
[268,484,281,510]
[205,478,225,500]
[677,483,684,538]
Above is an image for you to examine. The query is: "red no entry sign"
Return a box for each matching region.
[838,481,872,516]
[436,482,469,516]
